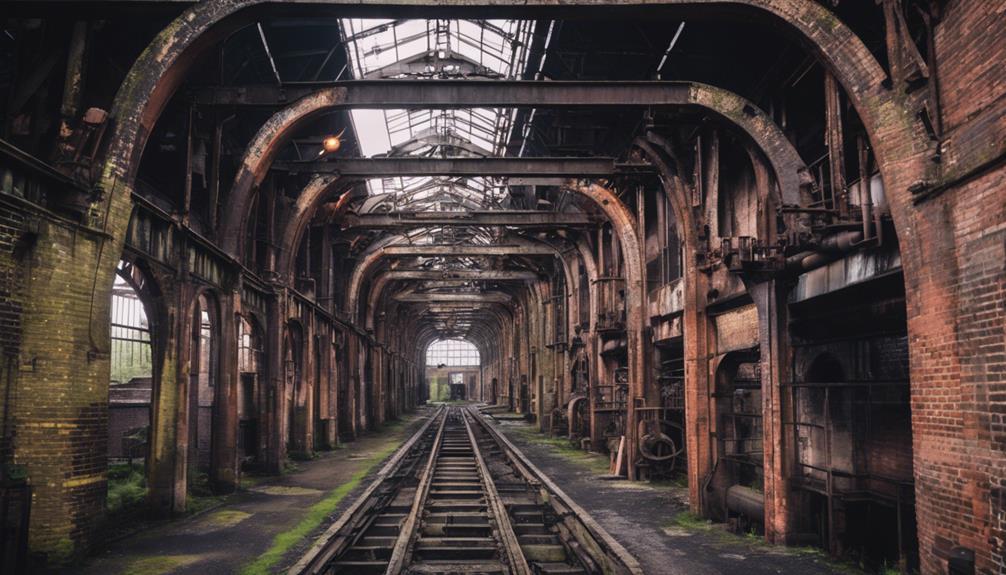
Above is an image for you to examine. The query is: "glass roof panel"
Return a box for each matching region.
[338,19,537,215]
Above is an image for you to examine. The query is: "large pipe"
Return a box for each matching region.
[785,230,864,272]
[726,485,765,522]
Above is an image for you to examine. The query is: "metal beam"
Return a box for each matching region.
[382,270,539,281]
[273,157,649,177]
[344,211,596,229]
[190,80,693,108]
[412,280,509,289]
[381,244,556,257]
[394,293,511,304]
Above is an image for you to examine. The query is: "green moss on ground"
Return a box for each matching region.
[121,554,200,575]
[666,512,869,574]
[238,432,407,575]
[182,473,227,515]
[203,509,252,528]
[510,425,611,475]
[107,462,147,514]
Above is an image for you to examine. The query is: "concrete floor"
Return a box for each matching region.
[71,409,433,575]
[488,416,863,575]
[71,405,864,575]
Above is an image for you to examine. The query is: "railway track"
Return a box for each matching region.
[290,405,642,575]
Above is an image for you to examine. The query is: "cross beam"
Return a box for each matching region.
[192,80,692,108]
[420,305,505,313]
[344,211,596,229]
[381,244,556,257]
[383,270,539,281]
[395,293,512,303]
[273,157,650,177]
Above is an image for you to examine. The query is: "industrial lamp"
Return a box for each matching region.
[319,128,346,155]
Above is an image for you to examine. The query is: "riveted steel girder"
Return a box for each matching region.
[381,244,556,257]
[381,270,539,281]
[274,157,650,177]
[343,211,596,229]
[395,293,512,304]
[192,80,692,108]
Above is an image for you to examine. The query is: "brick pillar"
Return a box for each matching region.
[347,334,360,438]
[373,345,385,427]
[12,221,112,564]
[210,288,239,491]
[298,321,314,455]
[148,280,190,514]
[263,291,285,473]
[746,277,795,544]
[684,264,714,515]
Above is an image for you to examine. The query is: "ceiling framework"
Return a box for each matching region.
[339,19,536,216]
[194,12,813,352]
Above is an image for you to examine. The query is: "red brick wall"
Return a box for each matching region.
[934,2,1006,134]
[901,4,1006,572]
[0,203,24,356]
[909,163,1006,573]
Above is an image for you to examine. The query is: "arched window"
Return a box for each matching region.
[191,292,218,472]
[426,339,480,367]
[108,261,154,474]
[238,316,264,461]
[110,270,152,386]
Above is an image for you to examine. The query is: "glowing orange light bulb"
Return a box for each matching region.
[322,135,341,153]
[320,128,347,155]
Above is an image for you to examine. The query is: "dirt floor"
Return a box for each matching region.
[487,415,869,575]
[70,408,434,575]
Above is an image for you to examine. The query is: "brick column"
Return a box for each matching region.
[684,264,714,515]
[745,277,796,544]
[210,288,239,491]
[148,280,190,514]
[263,290,285,473]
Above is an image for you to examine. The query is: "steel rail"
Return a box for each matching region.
[466,406,645,575]
[462,409,533,575]
[288,406,445,575]
[384,409,449,574]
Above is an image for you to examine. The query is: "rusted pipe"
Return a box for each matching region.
[857,136,875,243]
[726,485,765,521]
[785,230,864,272]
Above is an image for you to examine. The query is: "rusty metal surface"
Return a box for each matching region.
[342,211,596,229]
[273,157,650,177]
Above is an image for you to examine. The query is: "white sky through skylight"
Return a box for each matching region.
[338,19,537,211]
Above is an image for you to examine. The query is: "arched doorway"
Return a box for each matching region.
[284,322,305,453]
[188,292,219,482]
[238,315,264,467]
[107,260,158,514]
[424,339,481,403]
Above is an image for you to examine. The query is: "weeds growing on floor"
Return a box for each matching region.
[185,472,227,514]
[667,511,872,574]
[509,424,612,475]
[238,427,410,575]
[107,462,147,515]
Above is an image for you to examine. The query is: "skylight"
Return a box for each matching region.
[338,19,537,212]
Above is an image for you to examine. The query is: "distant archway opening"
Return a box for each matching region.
[425,339,480,402]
